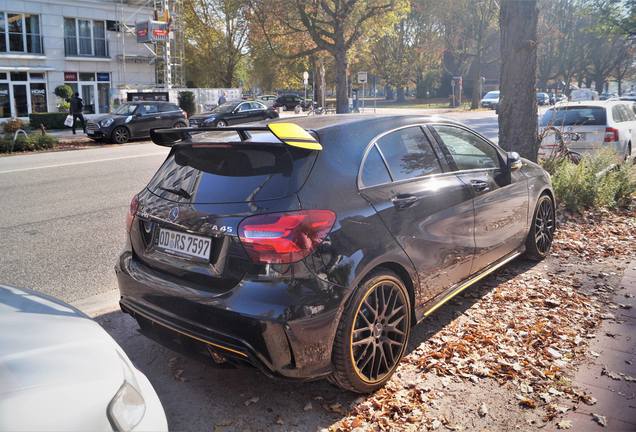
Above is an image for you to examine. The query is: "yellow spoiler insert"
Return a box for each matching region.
[267,122,322,151]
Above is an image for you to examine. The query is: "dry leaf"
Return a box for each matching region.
[557,420,573,429]
[592,413,607,427]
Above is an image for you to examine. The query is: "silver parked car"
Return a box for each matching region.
[480,90,499,109]
[0,285,168,432]
[539,101,636,160]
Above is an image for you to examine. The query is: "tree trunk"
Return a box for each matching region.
[334,44,348,113]
[396,86,406,102]
[617,78,622,96]
[594,75,604,93]
[498,0,539,161]
[385,85,394,100]
[471,50,482,109]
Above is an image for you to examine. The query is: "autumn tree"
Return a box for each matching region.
[498,0,539,161]
[184,0,249,88]
[250,0,408,113]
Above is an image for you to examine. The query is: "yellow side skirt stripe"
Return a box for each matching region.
[129,306,248,358]
[423,252,521,317]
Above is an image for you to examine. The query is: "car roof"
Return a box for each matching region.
[270,114,464,135]
[550,100,630,109]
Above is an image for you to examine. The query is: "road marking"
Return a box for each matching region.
[0,152,167,175]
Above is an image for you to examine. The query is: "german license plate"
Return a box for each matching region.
[87,130,95,135]
[157,228,211,260]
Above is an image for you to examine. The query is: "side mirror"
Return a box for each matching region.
[507,151,523,171]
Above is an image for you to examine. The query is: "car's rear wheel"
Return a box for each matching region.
[216,120,227,128]
[524,194,555,260]
[111,126,130,144]
[330,270,411,393]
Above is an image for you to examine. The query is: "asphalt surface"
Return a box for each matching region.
[0,109,499,304]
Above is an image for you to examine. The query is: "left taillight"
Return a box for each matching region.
[604,127,619,143]
[126,194,139,233]
[238,210,336,264]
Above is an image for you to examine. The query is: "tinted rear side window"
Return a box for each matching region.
[147,131,317,203]
[540,107,607,126]
[360,145,391,187]
[376,127,441,181]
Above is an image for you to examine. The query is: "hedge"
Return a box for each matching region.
[0,132,58,153]
[29,112,69,130]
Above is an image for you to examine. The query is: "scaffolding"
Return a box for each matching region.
[116,0,184,88]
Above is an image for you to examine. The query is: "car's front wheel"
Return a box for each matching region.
[524,194,555,260]
[330,270,411,393]
[111,126,130,144]
[216,120,227,128]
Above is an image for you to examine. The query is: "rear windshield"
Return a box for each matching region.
[540,106,607,126]
[147,131,317,203]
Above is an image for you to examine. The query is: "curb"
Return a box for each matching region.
[71,289,120,318]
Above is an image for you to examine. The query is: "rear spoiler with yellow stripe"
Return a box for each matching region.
[150,122,322,151]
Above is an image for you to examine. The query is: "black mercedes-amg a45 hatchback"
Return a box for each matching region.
[116,115,555,393]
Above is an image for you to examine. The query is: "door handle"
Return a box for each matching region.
[391,194,418,209]
[470,179,490,192]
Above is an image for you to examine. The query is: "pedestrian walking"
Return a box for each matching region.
[69,93,86,135]
[218,92,227,105]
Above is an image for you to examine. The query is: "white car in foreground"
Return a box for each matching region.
[538,101,635,160]
[0,285,168,432]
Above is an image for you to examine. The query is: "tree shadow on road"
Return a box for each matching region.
[96,259,539,432]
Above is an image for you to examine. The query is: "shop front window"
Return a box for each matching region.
[0,84,9,118]
[30,83,47,113]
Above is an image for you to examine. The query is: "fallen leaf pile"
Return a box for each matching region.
[329,207,636,431]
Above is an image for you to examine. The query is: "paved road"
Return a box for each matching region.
[0,143,168,302]
[0,110,499,304]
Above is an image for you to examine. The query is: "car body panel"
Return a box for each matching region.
[0,285,167,431]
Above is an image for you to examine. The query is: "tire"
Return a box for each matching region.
[111,126,130,144]
[524,194,555,261]
[216,120,227,128]
[329,270,411,393]
[173,121,186,128]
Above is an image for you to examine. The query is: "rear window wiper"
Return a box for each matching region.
[158,186,192,200]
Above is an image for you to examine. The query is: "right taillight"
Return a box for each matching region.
[238,210,336,264]
[126,194,139,233]
[604,127,619,142]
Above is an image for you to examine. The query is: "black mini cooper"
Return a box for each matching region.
[116,116,555,393]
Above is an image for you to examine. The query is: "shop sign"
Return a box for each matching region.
[64,72,77,81]
[97,72,110,82]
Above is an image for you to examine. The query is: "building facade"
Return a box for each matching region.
[0,0,156,119]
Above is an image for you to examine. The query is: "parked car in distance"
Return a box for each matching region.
[118,115,555,393]
[257,94,278,106]
[570,88,599,102]
[536,92,550,106]
[539,101,635,160]
[480,90,499,109]
[0,284,167,431]
[86,101,187,144]
[188,100,279,128]
[272,94,312,111]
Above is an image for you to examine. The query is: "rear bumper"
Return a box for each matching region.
[115,253,340,380]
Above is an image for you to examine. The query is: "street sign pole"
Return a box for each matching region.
[362,82,365,112]
[302,71,309,107]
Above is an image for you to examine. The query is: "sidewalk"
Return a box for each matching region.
[556,262,636,431]
[47,128,94,144]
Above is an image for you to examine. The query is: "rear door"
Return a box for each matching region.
[359,126,475,305]
[157,103,181,128]
[429,124,528,274]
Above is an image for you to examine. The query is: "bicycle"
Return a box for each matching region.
[538,125,582,164]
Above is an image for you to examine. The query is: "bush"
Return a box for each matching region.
[2,118,27,133]
[178,91,196,116]
[29,112,69,130]
[0,132,58,153]
[54,84,73,100]
[57,100,70,113]
[549,150,636,212]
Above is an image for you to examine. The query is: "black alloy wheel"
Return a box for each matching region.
[330,270,411,393]
[524,194,555,260]
[111,126,130,144]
